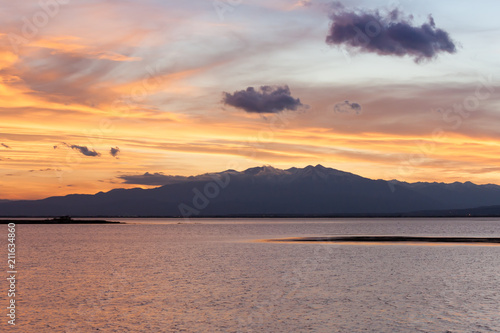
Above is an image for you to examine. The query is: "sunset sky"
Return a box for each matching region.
[0,0,499,200]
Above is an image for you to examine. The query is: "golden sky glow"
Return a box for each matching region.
[1,0,499,199]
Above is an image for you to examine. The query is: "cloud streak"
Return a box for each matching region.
[223,85,303,113]
[1,143,11,149]
[63,143,100,157]
[326,5,457,62]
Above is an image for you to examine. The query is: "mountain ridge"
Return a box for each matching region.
[1,165,500,217]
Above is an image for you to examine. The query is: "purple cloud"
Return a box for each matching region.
[334,100,362,114]
[326,5,457,62]
[63,143,100,157]
[223,85,303,113]
[110,147,120,158]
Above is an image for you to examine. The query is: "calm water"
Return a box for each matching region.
[2,218,500,332]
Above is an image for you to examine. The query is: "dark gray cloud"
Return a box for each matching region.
[118,172,189,186]
[110,147,120,158]
[63,143,100,157]
[71,145,100,157]
[326,4,457,62]
[223,85,303,113]
[118,171,231,186]
[334,100,362,114]
[29,168,60,172]
[1,143,11,149]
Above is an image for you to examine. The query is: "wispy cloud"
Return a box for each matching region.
[28,168,60,172]
[32,37,142,62]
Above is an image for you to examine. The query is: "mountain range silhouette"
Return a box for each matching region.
[2,165,500,217]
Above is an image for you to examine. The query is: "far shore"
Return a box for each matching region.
[269,236,500,244]
[0,217,122,224]
[2,215,500,219]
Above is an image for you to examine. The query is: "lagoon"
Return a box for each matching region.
[6,218,500,332]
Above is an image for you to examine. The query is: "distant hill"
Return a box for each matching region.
[390,180,500,209]
[1,165,500,217]
[408,205,500,217]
